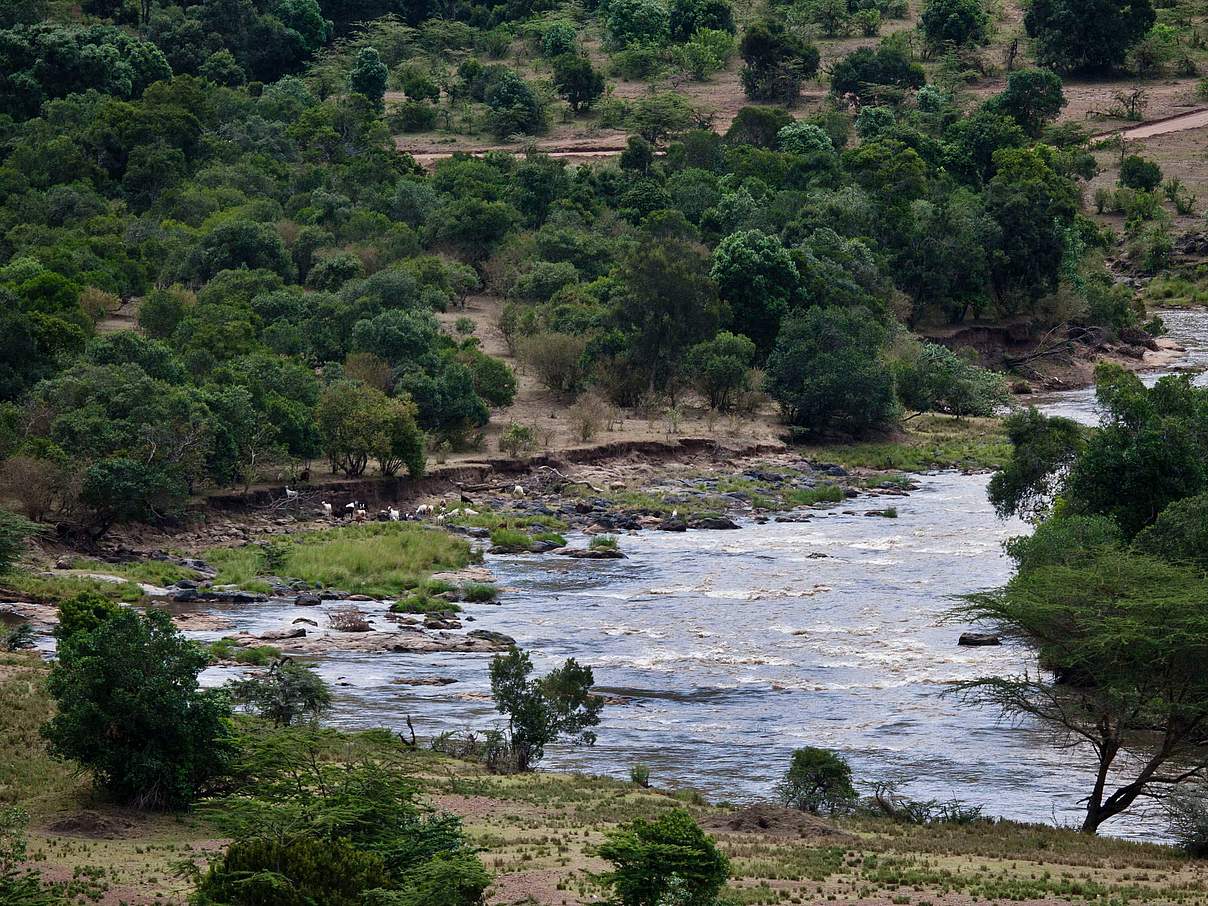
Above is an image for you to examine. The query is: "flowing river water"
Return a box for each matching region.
[186,309,1207,839]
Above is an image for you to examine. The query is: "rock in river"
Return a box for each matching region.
[958,632,1001,647]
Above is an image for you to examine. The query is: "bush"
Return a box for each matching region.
[391,99,439,133]
[541,21,579,57]
[54,591,121,643]
[606,0,671,49]
[892,340,1010,417]
[921,0,989,48]
[1119,154,1162,192]
[499,422,537,456]
[777,120,834,155]
[1,623,34,651]
[598,810,730,906]
[568,393,611,442]
[0,807,55,905]
[461,582,499,602]
[229,658,333,726]
[630,763,651,787]
[1006,514,1123,572]
[42,608,233,809]
[1133,493,1208,570]
[1167,784,1208,856]
[777,747,858,815]
[367,851,493,906]
[685,331,756,410]
[194,835,390,906]
[517,332,588,394]
[0,508,38,574]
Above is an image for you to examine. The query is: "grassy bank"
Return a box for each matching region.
[203,521,479,597]
[5,655,1204,906]
[803,414,1011,473]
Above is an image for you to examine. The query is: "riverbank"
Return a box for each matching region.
[2,653,1203,906]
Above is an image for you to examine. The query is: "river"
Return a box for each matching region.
[193,310,1208,838]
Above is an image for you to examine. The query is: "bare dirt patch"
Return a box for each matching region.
[706,802,855,840]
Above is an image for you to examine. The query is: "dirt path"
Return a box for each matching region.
[1117,106,1208,139]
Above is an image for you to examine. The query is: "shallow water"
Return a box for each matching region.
[186,309,1207,838]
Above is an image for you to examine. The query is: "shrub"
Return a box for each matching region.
[367,851,493,906]
[921,0,989,48]
[517,332,588,394]
[0,508,39,575]
[552,54,606,112]
[1006,514,1123,572]
[630,763,651,787]
[590,535,619,550]
[1119,154,1162,192]
[777,747,858,815]
[329,606,372,632]
[195,835,390,906]
[1,623,35,651]
[606,0,671,49]
[391,99,439,132]
[42,608,233,809]
[499,422,537,456]
[541,21,579,57]
[229,658,333,726]
[598,810,730,906]
[1167,784,1208,856]
[685,331,756,410]
[0,808,55,905]
[777,120,834,155]
[568,393,611,442]
[54,591,121,643]
[1133,493,1208,570]
[892,340,1010,417]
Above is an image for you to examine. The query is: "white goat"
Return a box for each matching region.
[322,501,333,517]
[285,487,299,500]
[388,507,400,521]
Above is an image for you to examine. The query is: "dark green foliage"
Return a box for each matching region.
[830,44,925,96]
[552,54,605,112]
[1133,493,1208,571]
[42,608,234,809]
[194,835,390,906]
[739,20,819,104]
[598,810,730,906]
[489,647,604,772]
[777,747,858,815]
[670,0,735,40]
[725,105,794,149]
[1119,154,1162,191]
[0,24,171,120]
[1005,515,1123,572]
[764,307,898,438]
[710,229,799,354]
[921,0,989,47]
[987,408,1085,521]
[350,46,389,108]
[983,68,1066,137]
[685,331,756,409]
[484,70,546,137]
[892,340,1009,417]
[0,807,57,906]
[230,659,333,727]
[54,592,121,643]
[1024,0,1155,71]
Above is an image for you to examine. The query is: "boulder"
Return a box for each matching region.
[688,515,739,530]
[392,676,458,686]
[554,547,627,559]
[467,629,516,647]
[658,517,688,532]
[260,627,307,641]
[294,593,322,607]
[292,618,318,627]
[958,632,1001,647]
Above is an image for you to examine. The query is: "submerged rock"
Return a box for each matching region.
[688,515,739,530]
[958,632,1001,647]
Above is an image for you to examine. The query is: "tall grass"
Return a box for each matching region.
[206,523,477,597]
[783,484,845,507]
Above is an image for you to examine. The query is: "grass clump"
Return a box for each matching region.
[205,523,477,597]
[207,638,281,666]
[533,531,567,546]
[589,535,619,550]
[489,527,533,551]
[389,594,461,615]
[461,582,499,602]
[447,507,566,531]
[783,484,845,507]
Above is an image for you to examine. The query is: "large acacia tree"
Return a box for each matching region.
[956,551,1208,833]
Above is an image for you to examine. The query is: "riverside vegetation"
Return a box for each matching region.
[2,0,1208,900]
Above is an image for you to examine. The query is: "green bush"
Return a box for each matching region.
[1133,493,1208,570]
[598,809,730,906]
[461,582,499,602]
[229,658,333,727]
[367,851,492,906]
[392,99,439,133]
[777,747,858,815]
[390,593,461,614]
[1006,515,1123,572]
[54,591,121,643]
[43,608,234,809]
[1119,154,1162,192]
[195,835,390,906]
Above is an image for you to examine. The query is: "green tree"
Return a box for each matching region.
[606,0,671,48]
[1119,154,1162,191]
[54,592,121,643]
[685,331,756,409]
[669,0,736,41]
[43,608,233,809]
[488,647,604,772]
[892,340,1010,417]
[711,229,800,356]
[764,306,898,437]
[777,747,858,815]
[920,0,990,48]
[598,810,730,906]
[552,54,605,113]
[612,236,722,394]
[983,68,1066,137]
[316,381,426,478]
[739,20,820,104]
[956,551,1208,833]
[349,46,389,108]
[1024,0,1155,72]
[229,658,333,726]
[830,44,925,96]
